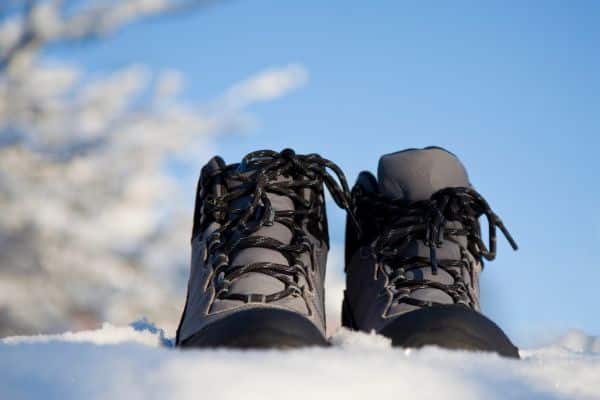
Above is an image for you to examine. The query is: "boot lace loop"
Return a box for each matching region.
[359,186,518,308]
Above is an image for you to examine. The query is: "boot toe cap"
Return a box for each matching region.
[179,308,328,349]
[380,304,519,358]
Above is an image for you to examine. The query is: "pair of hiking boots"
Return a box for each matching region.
[175,147,519,358]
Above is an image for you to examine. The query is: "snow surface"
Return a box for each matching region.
[1,320,599,400]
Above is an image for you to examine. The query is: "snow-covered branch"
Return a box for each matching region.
[0,0,308,337]
[0,0,213,71]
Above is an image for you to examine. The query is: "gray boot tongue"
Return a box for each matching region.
[377,147,470,202]
[224,171,302,301]
[228,191,293,296]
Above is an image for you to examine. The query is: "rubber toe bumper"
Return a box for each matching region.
[179,308,329,349]
[380,305,520,358]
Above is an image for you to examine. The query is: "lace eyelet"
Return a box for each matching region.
[207,232,222,253]
[213,254,229,269]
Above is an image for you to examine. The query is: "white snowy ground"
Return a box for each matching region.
[1,321,599,400]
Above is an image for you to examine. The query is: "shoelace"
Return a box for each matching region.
[201,149,357,305]
[358,186,518,307]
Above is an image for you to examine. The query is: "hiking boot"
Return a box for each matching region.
[176,149,354,348]
[343,147,520,358]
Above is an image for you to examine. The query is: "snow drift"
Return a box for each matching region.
[1,320,599,400]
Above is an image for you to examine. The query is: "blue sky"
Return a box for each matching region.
[59,1,600,345]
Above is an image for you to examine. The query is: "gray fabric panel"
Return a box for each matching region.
[228,272,284,295]
[377,147,470,201]
[226,176,296,298]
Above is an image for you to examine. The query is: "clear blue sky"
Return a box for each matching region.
[58,1,600,345]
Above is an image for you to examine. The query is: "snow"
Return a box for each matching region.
[1,321,599,400]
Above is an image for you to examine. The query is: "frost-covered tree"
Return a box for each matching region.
[0,0,308,336]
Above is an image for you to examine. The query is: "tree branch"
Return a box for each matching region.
[0,0,216,72]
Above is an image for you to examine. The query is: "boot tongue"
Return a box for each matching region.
[377,147,470,202]
[221,165,305,303]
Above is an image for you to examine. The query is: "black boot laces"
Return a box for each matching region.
[358,186,518,308]
[201,149,358,306]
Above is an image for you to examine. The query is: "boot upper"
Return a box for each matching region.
[344,147,517,333]
[177,149,354,345]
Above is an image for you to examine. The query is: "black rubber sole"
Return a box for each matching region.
[179,308,329,349]
[378,304,520,358]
